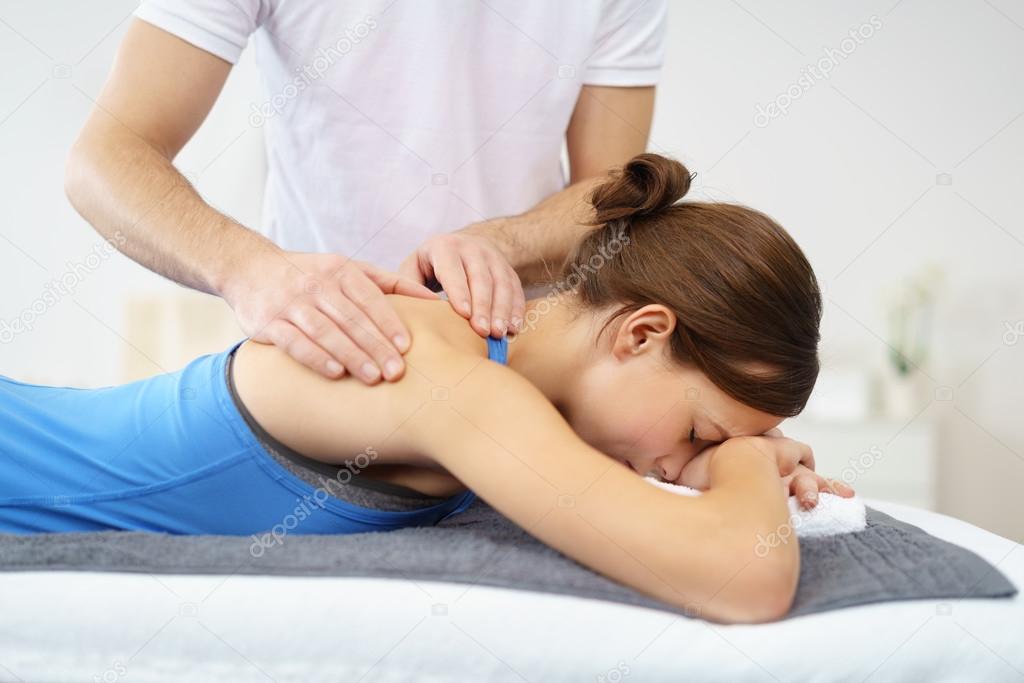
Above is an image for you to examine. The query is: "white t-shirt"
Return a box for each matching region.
[134,0,668,271]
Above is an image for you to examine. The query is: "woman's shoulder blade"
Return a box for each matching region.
[230,295,499,464]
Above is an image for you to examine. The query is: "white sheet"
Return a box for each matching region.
[0,499,1020,682]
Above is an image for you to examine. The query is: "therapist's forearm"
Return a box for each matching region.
[472,84,654,287]
[459,178,603,287]
[64,118,278,298]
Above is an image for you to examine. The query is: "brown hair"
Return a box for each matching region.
[560,153,823,418]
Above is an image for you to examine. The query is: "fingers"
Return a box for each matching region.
[818,476,856,498]
[462,254,495,337]
[410,234,526,338]
[261,319,347,380]
[791,472,820,509]
[329,268,412,381]
[454,252,526,339]
[232,251,426,384]
[488,267,520,337]
[776,448,800,477]
[395,253,426,285]
[391,276,442,300]
[780,439,815,475]
[510,275,527,333]
[431,248,473,319]
[488,259,526,337]
[487,262,516,338]
[363,260,438,301]
[763,429,817,475]
[315,293,397,383]
[788,470,857,510]
[800,446,816,472]
[288,303,383,384]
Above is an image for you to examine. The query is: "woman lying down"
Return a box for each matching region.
[0,153,854,624]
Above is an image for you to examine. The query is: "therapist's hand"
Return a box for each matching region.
[223,249,440,383]
[398,232,526,338]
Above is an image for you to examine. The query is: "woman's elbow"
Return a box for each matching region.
[736,560,799,623]
[669,535,800,625]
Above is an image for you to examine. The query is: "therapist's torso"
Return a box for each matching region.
[134,0,667,269]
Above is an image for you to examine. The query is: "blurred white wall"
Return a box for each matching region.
[0,0,1021,538]
[0,0,263,385]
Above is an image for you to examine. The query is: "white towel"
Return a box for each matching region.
[644,477,866,538]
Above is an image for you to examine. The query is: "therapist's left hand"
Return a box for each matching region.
[399,232,526,338]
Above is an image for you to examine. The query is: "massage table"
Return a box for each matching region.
[0,497,1019,682]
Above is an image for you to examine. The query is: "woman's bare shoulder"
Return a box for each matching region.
[230,294,493,464]
[384,294,487,358]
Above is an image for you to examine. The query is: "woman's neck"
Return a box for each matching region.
[504,293,592,414]
[389,292,591,415]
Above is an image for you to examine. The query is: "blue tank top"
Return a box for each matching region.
[0,334,510,536]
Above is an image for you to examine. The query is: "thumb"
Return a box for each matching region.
[362,262,439,300]
[396,254,425,284]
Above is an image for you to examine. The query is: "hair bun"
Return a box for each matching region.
[589,153,693,224]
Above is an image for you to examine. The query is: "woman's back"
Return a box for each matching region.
[230,294,499,496]
[0,296,504,534]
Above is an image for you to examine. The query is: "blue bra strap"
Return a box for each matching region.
[486,335,508,365]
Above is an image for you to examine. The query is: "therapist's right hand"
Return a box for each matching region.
[222,249,441,383]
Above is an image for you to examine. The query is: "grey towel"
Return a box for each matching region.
[0,501,1015,619]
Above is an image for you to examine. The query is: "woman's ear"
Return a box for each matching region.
[610,304,676,360]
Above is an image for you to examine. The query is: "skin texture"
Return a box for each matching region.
[232,293,853,623]
[66,18,655,382]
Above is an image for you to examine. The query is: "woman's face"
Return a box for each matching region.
[564,305,784,481]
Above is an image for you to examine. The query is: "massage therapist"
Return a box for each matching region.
[64,0,669,383]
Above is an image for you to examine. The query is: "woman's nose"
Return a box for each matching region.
[654,451,687,481]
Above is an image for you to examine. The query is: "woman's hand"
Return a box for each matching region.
[754,428,855,509]
[779,463,855,509]
[674,428,855,509]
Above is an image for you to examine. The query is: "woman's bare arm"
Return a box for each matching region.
[401,358,801,624]
[235,329,799,623]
